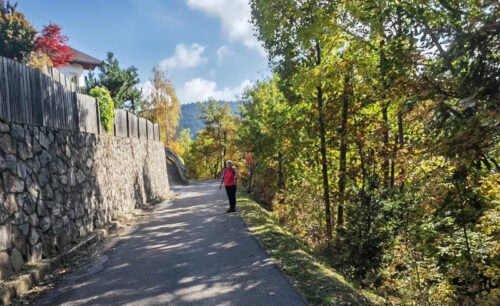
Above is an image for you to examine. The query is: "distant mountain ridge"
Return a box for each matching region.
[179,101,242,139]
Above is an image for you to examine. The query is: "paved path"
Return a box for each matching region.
[39,181,306,306]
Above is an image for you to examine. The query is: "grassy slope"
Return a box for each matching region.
[237,192,382,306]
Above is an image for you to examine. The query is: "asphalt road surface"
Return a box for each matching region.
[38,181,306,306]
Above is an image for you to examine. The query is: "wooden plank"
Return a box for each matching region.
[6,59,14,122]
[20,62,27,124]
[154,124,160,141]
[76,93,82,132]
[61,71,68,129]
[4,58,11,120]
[0,57,5,119]
[34,70,43,126]
[8,59,18,123]
[126,111,130,137]
[138,118,147,139]
[95,96,101,135]
[53,73,59,129]
[24,64,32,125]
[28,67,34,125]
[72,92,78,131]
[42,74,50,127]
[128,113,138,138]
[147,120,153,140]
[57,82,63,129]
[23,63,28,124]
[32,69,40,126]
[49,74,56,128]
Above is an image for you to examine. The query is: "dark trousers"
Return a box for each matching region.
[225,185,237,210]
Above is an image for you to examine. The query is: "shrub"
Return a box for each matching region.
[335,186,390,284]
[89,86,114,134]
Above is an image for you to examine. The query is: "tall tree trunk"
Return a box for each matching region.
[357,141,367,191]
[391,135,397,188]
[337,70,351,228]
[248,164,254,193]
[398,111,405,191]
[315,42,332,239]
[278,152,284,190]
[380,40,390,188]
[382,103,390,188]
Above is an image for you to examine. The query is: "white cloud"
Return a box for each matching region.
[159,43,208,71]
[216,45,231,61]
[186,0,266,56]
[138,81,154,101]
[178,78,252,103]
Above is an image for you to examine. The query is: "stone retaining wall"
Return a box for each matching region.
[0,121,169,280]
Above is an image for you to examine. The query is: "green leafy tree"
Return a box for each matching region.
[184,100,239,179]
[85,52,142,110]
[250,0,337,238]
[0,1,36,61]
[177,128,192,158]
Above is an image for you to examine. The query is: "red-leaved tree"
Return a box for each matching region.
[34,23,75,67]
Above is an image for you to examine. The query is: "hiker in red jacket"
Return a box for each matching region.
[219,160,238,213]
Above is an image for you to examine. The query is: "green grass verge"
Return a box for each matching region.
[237,191,383,306]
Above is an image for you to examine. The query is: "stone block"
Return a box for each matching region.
[36,200,49,217]
[0,224,11,251]
[59,175,68,185]
[5,154,16,173]
[58,227,71,248]
[2,172,24,193]
[4,194,18,215]
[76,169,86,184]
[29,229,40,246]
[39,217,51,232]
[68,168,76,186]
[18,141,33,160]
[0,211,8,224]
[0,251,13,280]
[0,134,16,154]
[17,194,34,215]
[29,214,38,227]
[10,248,24,273]
[52,204,61,218]
[0,122,10,133]
[11,124,25,140]
[37,168,50,188]
[29,242,43,262]
[32,157,40,174]
[0,154,5,171]
[65,145,71,159]
[39,132,50,150]
[33,139,42,155]
[56,158,66,174]
[19,223,30,238]
[17,161,27,179]
[39,151,52,167]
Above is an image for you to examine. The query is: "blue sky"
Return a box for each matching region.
[19,0,270,103]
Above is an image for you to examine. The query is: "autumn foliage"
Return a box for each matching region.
[34,23,74,67]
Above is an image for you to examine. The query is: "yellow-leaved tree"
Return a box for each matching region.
[144,66,181,152]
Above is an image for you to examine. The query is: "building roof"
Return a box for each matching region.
[69,48,102,70]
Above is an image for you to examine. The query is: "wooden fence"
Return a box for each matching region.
[0,56,160,141]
